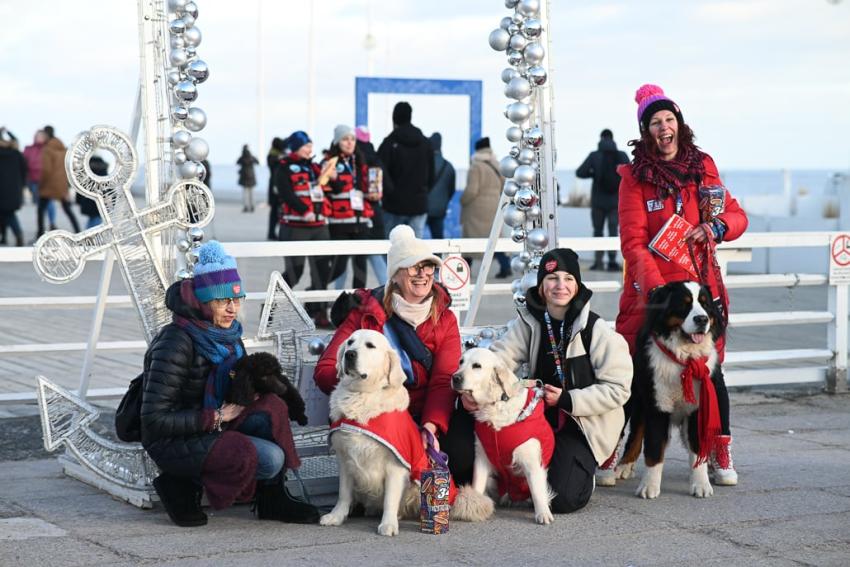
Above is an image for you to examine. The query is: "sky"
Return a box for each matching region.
[1,0,849,179]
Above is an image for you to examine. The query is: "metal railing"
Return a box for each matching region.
[1,231,846,402]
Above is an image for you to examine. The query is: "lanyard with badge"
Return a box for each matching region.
[307,163,324,203]
[544,311,573,388]
[343,155,364,212]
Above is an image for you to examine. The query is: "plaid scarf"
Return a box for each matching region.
[631,142,707,199]
[173,286,245,410]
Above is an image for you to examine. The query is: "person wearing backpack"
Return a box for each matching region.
[575,129,630,271]
[455,249,632,513]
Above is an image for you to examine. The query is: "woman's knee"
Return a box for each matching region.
[249,437,285,480]
[550,481,593,514]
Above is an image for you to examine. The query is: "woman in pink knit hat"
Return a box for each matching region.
[606,84,748,488]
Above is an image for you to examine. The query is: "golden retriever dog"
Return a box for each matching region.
[452,348,555,525]
[319,329,425,536]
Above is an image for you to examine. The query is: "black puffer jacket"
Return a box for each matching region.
[377,123,434,215]
[140,282,232,477]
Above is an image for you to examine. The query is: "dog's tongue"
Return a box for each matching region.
[690,333,706,344]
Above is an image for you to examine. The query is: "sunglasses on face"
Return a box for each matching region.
[405,263,437,276]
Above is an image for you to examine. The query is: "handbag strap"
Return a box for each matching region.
[421,427,449,470]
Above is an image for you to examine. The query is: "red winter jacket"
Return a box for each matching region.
[313,285,461,434]
[615,154,748,359]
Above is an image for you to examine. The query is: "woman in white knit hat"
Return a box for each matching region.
[313,225,465,461]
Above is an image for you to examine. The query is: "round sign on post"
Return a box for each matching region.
[829,233,850,285]
[441,255,471,313]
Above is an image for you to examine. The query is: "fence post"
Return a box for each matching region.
[827,282,848,393]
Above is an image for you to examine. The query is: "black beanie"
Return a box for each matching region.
[536,248,581,287]
[392,102,412,125]
[474,137,490,150]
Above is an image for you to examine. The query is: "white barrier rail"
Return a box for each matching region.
[0,231,846,402]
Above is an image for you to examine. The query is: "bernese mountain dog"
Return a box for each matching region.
[616,281,725,499]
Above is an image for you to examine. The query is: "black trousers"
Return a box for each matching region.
[278,224,331,316]
[37,199,80,235]
[440,404,595,513]
[267,195,279,240]
[591,205,618,264]
[328,223,371,289]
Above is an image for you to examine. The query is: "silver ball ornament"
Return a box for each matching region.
[186,59,209,83]
[173,149,187,164]
[510,255,527,275]
[513,291,527,306]
[517,148,536,164]
[521,271,537,292]
[308,338,326,355]
[527,65,548,86]
[172,105,189,121]
[185,107,207,132]
[509,33,528,52]
[185,45,196,58]
[503,204,527,228]
[511,278,523,294]
[174,80,198,102]
[523,127,544,148]
[504,77,532,100]
[519,250,532,262]
[181,14,196,28]
[506,126,523,142]
[185,137,209,161]
[517,0,541,17]
[508,146,520,159]
[504,0,519,8]
[528,254,543,270]
[176,268,193,280]
[167,70,182,86]
[513,164,537,185]
[513,187,538,211]
[177,238,192,253]
[526,204,542,222]
[480,327,496,340]
[179,160,199,179]
[506,49,524,66]
[526,228,549,250]
[499,16,513,30]
[522,18,543,38]
[195,161,207,182]
[511,12,524,24]
[507,23,520,35]
[511,226,527,243]
[523,42,545,65]
[170,48,188,67]
[183,26,202,47]
[505,102,531,124]
[503,179,520,198]
[172,129,192,148]
[183,2,198,19]
[186,249,200,264]
[169,0,188,12]
[187,227,204,242]
[501,68,519,84]
[488,28,510,51]
[169,18,186,35]
[170,35,186,48]
[499,156,520,178]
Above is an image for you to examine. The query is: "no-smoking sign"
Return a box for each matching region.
[829,233,850,285]
[441,255,471,311]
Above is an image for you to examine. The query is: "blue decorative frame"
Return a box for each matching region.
[355,77,483,157]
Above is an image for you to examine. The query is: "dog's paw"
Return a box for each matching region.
[377,520,399,536]
[319,512,345,526]
[535,508,554,525]
[615,461,636,480]
[690,478,714,498]
[636,479,661,499]
[451,485,495,522]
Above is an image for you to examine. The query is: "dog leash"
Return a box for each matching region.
[421,428,450,470]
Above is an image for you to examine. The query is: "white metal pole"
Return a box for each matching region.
[535,0,559,248]
[827,283,849,392]
[464,195,509,326]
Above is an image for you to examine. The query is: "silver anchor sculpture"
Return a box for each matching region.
[32,125,214,342]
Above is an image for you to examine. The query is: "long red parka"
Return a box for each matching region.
[313,284,461,434]
[615,154,748,359]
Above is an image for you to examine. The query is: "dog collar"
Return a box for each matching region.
[515,386,544,423]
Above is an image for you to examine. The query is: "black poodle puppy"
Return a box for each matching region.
[227,352,309,426]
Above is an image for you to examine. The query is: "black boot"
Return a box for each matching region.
[255,475,320,524]
[153,473,208,527]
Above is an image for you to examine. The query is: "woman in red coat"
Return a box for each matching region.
[614,84,748,487]
[313,224,464,472]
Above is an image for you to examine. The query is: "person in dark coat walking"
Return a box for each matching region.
[377,102,434,238]
[141,241,318,527]
[425,132,455,240]
[575,129,630,271]
[76,154,108,229]
[237,145,259,213]
[266,137,286,240]
[0,128,26,246]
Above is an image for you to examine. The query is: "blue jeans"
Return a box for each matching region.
[383,212,427,239]
[29,181,56,224]
[237,412,285,480]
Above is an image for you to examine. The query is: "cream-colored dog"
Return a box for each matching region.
[319,329,419,536]
[452,348,555,525]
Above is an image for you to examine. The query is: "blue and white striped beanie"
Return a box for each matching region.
[192,241,245,303]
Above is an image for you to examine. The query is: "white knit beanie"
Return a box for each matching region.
[386,225,442,286]
[333,124,355,145]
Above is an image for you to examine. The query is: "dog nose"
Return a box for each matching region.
[344,350,357,362]
[693,314,709,328]
[451,373,462,388]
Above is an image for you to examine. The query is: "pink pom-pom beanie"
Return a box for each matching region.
[635,84,683,132]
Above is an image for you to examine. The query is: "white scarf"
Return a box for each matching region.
[391,292,433,328]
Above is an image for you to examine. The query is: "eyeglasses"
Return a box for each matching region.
[210,297,242,308]
[405,263,437,276]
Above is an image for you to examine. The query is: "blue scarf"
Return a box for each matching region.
[175,315,245,410]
